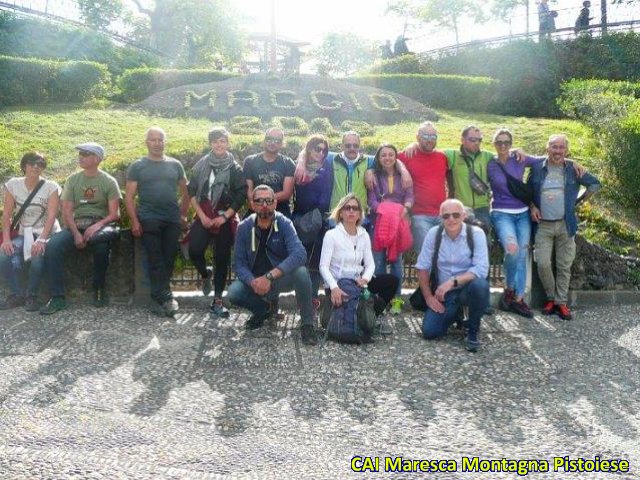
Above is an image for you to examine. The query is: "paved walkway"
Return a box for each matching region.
[1,298,639,479]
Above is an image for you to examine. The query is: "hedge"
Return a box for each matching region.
[0,55,110,106]
[348,74,499,113]
[117,68,239,103]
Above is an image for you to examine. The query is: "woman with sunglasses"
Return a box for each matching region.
[367,143,414,318]
[319,194,399,339]
[0,152,61,310]
[293,134,333,305]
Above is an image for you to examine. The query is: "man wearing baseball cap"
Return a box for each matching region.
[41,142,121,313]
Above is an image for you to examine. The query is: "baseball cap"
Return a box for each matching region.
[75,142,105,161]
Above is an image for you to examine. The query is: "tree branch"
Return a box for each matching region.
[130,0,153,17]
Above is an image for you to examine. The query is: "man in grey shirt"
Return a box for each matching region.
[415,199,490,352]
[125,127,190,317]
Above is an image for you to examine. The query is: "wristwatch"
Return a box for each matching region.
[452,277,458,288]
[265,271,275,282]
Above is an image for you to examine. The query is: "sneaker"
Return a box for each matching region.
[556,303,572,320]
[509,299,534,318]
[465,330,481,353]
[25,295,40,312]
[163,298,179,316]
[499,288,514,311]
[542,300,556,315]
[377,316,393,335]
[40,296,67,315]
[0,294,25,310]
[209,298,229,318]
[149,300,167,317]
[389,297,404,315]
[93,289,108,308]
[300,324,318,345]
[245,312,268,330]
[201,270,212,297]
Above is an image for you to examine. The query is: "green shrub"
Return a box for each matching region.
[268,116,309,136]
[228,116,264,135]
[0,55,110,106]
[349,74,498,113]
[367,54,434,74]
[340,120,375,136]
[309,117,338,136]
[117,68,238,103]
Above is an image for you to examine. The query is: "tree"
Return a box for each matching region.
[129,0,245,68]
[416,0,487,49]
[313,32,379,77]
[386,0,419,36]
[491,0,530,34]
[77,0,124,29]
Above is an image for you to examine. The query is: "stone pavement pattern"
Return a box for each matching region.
[1,299,639,479]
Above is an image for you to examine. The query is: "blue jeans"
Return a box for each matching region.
[45,229,113,296]
[0,235,45,296]
[411,214,441,255]
[227,266,314,326]
[373,250,402,296]
[490,210,531,298]
[422,277,489,339]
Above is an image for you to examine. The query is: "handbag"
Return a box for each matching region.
[293,208,323,246]
[461,155,490,196]
[410,287,427,311]
[493,160,534,205]
[9,179,46,239]
[75,216,120,244]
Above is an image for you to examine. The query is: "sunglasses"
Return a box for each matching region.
[343,143,359,149]
[441,212,462,220]
[253,198,275,205]
[466,137,483,143]
[265,137,283,143]
[342,205,360,212]
[26,160,46,168]
[494,140,512,147]
[420,134,438,141]
[313,145,327,154]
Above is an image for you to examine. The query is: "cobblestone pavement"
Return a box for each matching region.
[1,298,639,479]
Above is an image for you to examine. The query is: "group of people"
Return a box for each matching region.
[1,122,600,351]
[538,0,593,39]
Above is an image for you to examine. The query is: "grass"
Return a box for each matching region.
[1,102,636,256]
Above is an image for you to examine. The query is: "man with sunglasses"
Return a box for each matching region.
[228,185,318,345]
[41,142,121,314]
[243,127,296,217]
[415,199,490,352]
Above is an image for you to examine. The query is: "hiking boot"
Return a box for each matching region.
[389,296,404,315]
[201,270,212,297]
[510,299,534,318]
[163,298,179,316]
[465,330,481,353]
[40,296,67,315]
[556,303,572,320]
[499,288,514,312]
[377,316,393,335]
[93,289,108,308]
[0,294,25,310]
[300,324,318,345]
[25,295,40,312]
[245,312,268,330]
[542,300,556,315]
[209,298,229,318]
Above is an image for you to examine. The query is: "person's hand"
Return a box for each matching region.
[403,142,419,159]
[131,220,143,237]
[294,154,308,184]
[402,206,411,219]
[330,287,348,307]
[512,148,526,163]
[82,223,102,242]
[570,161,586,178]
[530,206,541,223]
[365,169,376,191]
[200,215,215,229]
[31,240,46,257]
[251,276,272,296]
[434,278,454,302]
[1,239,14,256]
[355,277,368,288]
[73,231,87,249]
[210,216,226,229]
[426,294,445,313]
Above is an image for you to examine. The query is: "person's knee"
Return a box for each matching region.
[291,266,311,284]
[226,280,246,305]
[422,315,448,340]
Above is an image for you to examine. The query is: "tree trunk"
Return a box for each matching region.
[601,0,607,34]
[525,0,530,35]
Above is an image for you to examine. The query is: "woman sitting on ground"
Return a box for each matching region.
[319,194,399,338]
[187,127,246,319]
[0,152,61,311]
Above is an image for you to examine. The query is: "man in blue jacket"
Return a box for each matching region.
[228,184,318,345]
[529,134,601,320]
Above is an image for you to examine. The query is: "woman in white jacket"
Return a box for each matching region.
[319,194,398,323]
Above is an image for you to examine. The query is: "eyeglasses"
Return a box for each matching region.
[342,205,360,212]
[465,137,482,143]
[313,145,327,154]
[265,137,283,143]
[420,134,438,141]
[78,151,94,157]
[343,143,359,149]
[494,140,512,147]
[253,198,275,205]
[26,160,46,168]
[441,212,462,220]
